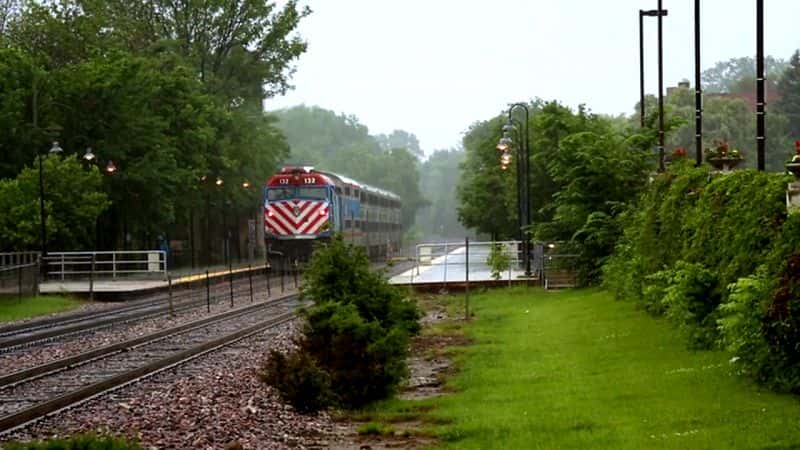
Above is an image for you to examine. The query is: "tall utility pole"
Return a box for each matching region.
[756,0,765,171]
[694,0,703,166]
[657,0,665,172]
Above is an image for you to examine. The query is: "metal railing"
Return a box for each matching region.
[0,252,40,268]
[543,253,579,289]
[44,251,168,280]
[412,240,527,283]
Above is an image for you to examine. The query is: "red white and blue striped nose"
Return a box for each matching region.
[265,200,329,235]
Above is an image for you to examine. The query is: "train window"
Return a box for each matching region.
[345,187,351,196]
[296,187,327,199]
[345,219,352,228]
[267,187,294,200]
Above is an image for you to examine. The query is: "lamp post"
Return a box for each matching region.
[38,141,63,258]
[694,0,703,166]
[756,0,765,171]
[639,9,668,128]
[496,103,531,277]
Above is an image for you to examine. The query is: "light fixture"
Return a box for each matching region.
[49,141,63,153]
[496,136,512,152]
[242,181,251,189]
[105,160,117,174]
[83,147,95,161]
[215,177,224,186]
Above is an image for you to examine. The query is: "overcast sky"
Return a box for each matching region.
[267,0,800,155]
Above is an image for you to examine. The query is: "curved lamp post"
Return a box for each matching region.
[496,103,532,277]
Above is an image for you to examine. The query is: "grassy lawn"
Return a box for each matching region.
[397,287,800,449]
[0,295,83,322]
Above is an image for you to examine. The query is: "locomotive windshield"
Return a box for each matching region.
[267,187,294,201]
[266,186,328,201]
[297,187,328,199]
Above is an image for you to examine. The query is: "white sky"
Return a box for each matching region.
[267,0,800,155]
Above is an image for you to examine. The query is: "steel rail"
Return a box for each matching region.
[0,293,297,388]
[0,310,297,433]
[0,276,283,351]
[0,272,278,337]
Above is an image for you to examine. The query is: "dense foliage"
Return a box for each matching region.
[604,162,800,391]
[0,154,109,250]
[457,101,653,282]
[0,0,306,258]
[261,235,421,411]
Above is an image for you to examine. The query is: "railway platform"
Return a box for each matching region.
[389,241,540,290]
[40,264,286,301]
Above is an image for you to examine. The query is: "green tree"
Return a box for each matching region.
[702,56,787,94]
[0,154,109,251]
[456,115,517,238]
[776,50,800,139]
[416,148,468,240]
[375,129,423,159]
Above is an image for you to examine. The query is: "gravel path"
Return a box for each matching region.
[2,320,337,449]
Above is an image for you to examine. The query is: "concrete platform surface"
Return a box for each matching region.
[389,245,529,285]
[40,266,260,295]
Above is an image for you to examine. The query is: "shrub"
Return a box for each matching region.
[4,434,139,449]
[606,161,800,388]
[487,243,510,280]
[717,270,775,383]
[301,301,411,408]
[656,261,720,347]
[302,235,421,335]
[259,349,333,414]
[263,234,421,412]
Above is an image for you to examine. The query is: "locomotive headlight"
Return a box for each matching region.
[319,207,328,216]
[267,210,275,217]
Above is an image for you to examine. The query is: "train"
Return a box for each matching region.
[263,166,402,262]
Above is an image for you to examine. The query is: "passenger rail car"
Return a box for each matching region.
[264,166,402,261]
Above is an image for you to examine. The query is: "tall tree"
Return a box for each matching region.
[456,116,516,239]
[416,148,467,240]
[702,56,787,94]
[0,154,109,251]
[776,50,800,139]
[375,130,423,159]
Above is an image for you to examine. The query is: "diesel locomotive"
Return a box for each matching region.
[263,166,402,261]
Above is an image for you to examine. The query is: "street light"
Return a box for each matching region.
[38,140,63,258]
[497,103,532,278]
[639,8,668,128]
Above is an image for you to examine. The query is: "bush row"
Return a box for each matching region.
[260,235,421,412]
[604,160,800,391]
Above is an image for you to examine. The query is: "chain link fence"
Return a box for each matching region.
[0,263,40,299]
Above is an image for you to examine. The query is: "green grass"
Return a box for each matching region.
[413,287,800,449]
[0,295,82,322]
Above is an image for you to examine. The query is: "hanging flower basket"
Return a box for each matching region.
[707,156,743,171]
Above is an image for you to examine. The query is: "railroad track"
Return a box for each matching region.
[0,273,293,352]
[0,294,300,434]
